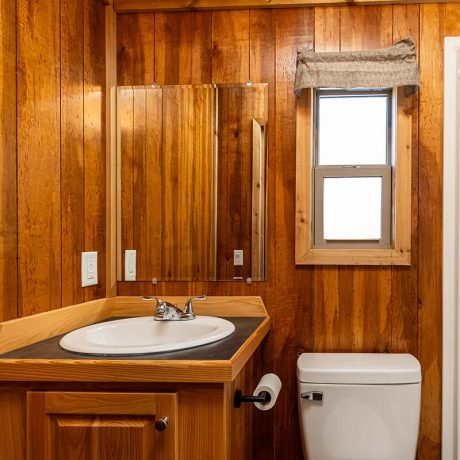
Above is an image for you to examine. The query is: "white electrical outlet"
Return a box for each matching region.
[233,249,244,266]
[81,251,98,287]
[125,249,137,281]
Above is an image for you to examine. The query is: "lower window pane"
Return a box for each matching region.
[323,177,382,240]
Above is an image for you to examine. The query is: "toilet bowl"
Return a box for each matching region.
[297,353,421,460]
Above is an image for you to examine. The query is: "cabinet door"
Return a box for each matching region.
[27,391,177,460]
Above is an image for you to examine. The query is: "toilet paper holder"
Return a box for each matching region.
[234,389,271,408]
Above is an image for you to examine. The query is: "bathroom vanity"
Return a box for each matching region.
[0,296,270,460]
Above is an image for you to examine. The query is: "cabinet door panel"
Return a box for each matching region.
[27,392,176,460]
[52,415,155,460]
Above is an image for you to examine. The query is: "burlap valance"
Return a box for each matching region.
[294,37,419,96]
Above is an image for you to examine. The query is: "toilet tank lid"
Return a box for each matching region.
[297,353,421,384]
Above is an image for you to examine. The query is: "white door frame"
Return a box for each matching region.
[443,36,460,460]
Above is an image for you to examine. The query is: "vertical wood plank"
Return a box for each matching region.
[119,87,135,282]
[212,11,250,84]
[0,0,18,320]
[84,0,106,301]
[61,0,85,307]
[391,4,419,355]
[311,7,341,353]
[17,0,62,316]
[418,4,444,458]
[117,14,154,86]
[106,4,118,297]
[155,12,212,85]
[337,5,393,353]
[0,391,25,460]
[160,86,216,281]
[274,8,314,459]
[134,88,163,281]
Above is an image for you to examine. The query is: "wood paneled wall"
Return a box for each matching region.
[0,0,107,320]
[119,85,217,281]
[117,5,460,459]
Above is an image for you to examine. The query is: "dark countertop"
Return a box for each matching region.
[0,317,264,361]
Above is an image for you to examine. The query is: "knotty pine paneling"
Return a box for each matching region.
[116,5,455,459]
[1,0,107,318]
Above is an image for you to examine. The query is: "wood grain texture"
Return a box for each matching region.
[112,3,457,458]
[0,391,25,460]
[162,86,216,280]
[418,4,444,458]
[84,0,107,301]
[27,392,177,460]
[0,0,18,321]
[227,352,259,460]
[110,295,268,317]
[0,0,107,318]
[17,0,62,316]
[390,3,419,355]
[117,14,154,85]
[134,87,163,280]
[0,298,109,354]
[336,4,393,357]
[61,0,86,307]
[244,11,276,458]
[106,4,118,297]
[114,0,460,12]
[273,8,314,459]
[212,10,250,83]
[177,387,227,460]
[155,12,212,85]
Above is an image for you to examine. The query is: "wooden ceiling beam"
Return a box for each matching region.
[114,0,458,13]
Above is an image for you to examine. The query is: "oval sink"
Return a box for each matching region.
[59,316,235,355]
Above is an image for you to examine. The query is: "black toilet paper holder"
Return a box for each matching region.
[234,389,271,408]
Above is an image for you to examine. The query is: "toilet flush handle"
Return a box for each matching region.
[301,391,323,401]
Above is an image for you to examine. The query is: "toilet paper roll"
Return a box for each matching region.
[253,373,282,411]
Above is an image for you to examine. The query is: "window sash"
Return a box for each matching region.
[314,88,392,167]
[313,165,392,248]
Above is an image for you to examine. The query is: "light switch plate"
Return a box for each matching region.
[125,249,137,281]
[233,249,244,266]
[81,251,98,287]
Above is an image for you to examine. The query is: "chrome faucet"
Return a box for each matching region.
[142,295,207,321]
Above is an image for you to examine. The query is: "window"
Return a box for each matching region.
[295,87,412,265]
[314,89,391,249]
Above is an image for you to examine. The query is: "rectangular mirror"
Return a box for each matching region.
[117,83,268,282]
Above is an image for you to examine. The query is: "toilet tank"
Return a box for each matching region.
[297,353,421,460]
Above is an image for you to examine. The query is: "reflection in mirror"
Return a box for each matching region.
[117,83,268,282]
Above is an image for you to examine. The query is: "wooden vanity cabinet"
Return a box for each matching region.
[0,297,269,460]
[1,360,258,460]
[27,391,177,460]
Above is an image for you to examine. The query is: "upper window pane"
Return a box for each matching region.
[317,93,389,165]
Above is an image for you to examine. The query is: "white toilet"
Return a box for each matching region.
[297,353,421,460]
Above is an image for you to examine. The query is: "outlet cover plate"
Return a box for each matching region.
[82,251,98,287]
[125,249,137,281]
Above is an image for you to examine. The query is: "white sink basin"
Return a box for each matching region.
[59,316,235,355]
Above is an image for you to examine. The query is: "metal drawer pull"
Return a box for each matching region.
[301,391,323,401]
[155,416,169,431]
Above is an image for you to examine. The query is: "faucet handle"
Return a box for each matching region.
[184,295,207,318]
[142,296,164,306]
[143,296,167,314]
